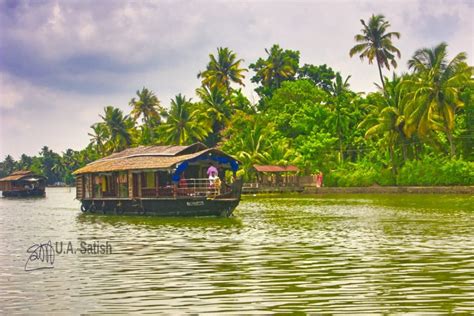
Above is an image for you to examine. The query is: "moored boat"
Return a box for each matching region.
[0,170,47,197]
[73,143,243,217]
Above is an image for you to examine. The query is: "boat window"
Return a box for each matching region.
[118,172,128,198]
[142,171,156,188]
[157,171,172,187]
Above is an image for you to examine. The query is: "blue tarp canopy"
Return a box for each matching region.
[172,152,239,181]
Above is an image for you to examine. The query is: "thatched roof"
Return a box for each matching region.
[73,145,237,175]
[253,165,299,173]
[0,170,46,182]
[98,143,207,161]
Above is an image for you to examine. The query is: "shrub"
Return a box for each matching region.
[397,156,474,186]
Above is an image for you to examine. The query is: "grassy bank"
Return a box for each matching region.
[324,157,474,187]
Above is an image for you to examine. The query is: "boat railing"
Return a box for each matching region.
[138,178,232,198]
[177,178,229,198]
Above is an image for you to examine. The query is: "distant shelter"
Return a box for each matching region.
[253,165,300,187]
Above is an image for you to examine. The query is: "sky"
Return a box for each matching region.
[0,0,473,159]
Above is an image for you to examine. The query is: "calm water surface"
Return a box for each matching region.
[1,188,473,313]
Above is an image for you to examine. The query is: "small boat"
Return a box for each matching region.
[0,170,47,197]
[73,143,243,217]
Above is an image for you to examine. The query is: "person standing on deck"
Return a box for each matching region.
[207,163,218,178]
[207,164,218,184]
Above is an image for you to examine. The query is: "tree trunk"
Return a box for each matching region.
[400,133,408,162]
[339,136,344,164]
[376,59,386,92]
[389,146,397,175]
[446,128,456,157]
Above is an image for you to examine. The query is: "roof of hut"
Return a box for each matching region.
[0,170,46,182]
[73,144,237,175]
[253,165,299,173]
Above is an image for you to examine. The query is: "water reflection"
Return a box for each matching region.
[76,213,243,230]
[1,188,473,313]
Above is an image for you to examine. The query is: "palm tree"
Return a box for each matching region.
[88,122,109,156]
[349,14,401,90]
[198,47,247,96]
[326,73,354,163]
[405,42,472,156]
[196,85,229,121]
[100,106,134,153]
[159,94,211,145]
[360,74,408,169]
[234,120,272,172]
[129,87,162,126]
[261,140,295,166]
[195,85,230,146]
[250,44,300,91]
[51,160,67,179]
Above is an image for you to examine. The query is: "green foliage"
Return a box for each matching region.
[324,162,396,187]
[129,87,162,125]
[397,156,474,186]
[298,64,336,92]
[250,44,300,104]
[99,106,134,153]
[197,47,247,95]
[158,94,211,145]
[264,80,328,137]
[405,43,473,156]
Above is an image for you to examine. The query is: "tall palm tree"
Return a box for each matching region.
[159,94,211,145]
[198,47,247,96]
[349,14,401,90]
[129,87,162,126]
[100,106,134,153]
[405,42,472,156]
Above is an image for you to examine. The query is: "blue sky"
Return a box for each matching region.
[0,0,473,158]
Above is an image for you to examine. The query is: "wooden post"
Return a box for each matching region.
[128,170,133,198]
[92,175,95,198]
[137,172,142,197]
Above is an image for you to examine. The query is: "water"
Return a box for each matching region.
[1,188,473,313]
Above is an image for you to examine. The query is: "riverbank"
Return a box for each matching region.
[243,185,474,194]
[305,186,474,194]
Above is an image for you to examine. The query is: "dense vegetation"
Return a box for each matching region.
[1,14,473,186]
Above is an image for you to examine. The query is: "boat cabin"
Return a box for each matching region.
[73,143,240,201]
[0,170,47,197]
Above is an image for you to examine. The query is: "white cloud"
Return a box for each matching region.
[0,73,24,109]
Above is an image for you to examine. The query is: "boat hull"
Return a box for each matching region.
[1,189,46,197]
[80,197,240,217]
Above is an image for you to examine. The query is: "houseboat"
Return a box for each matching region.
[73,143,243,217]
[0,170,46,197]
